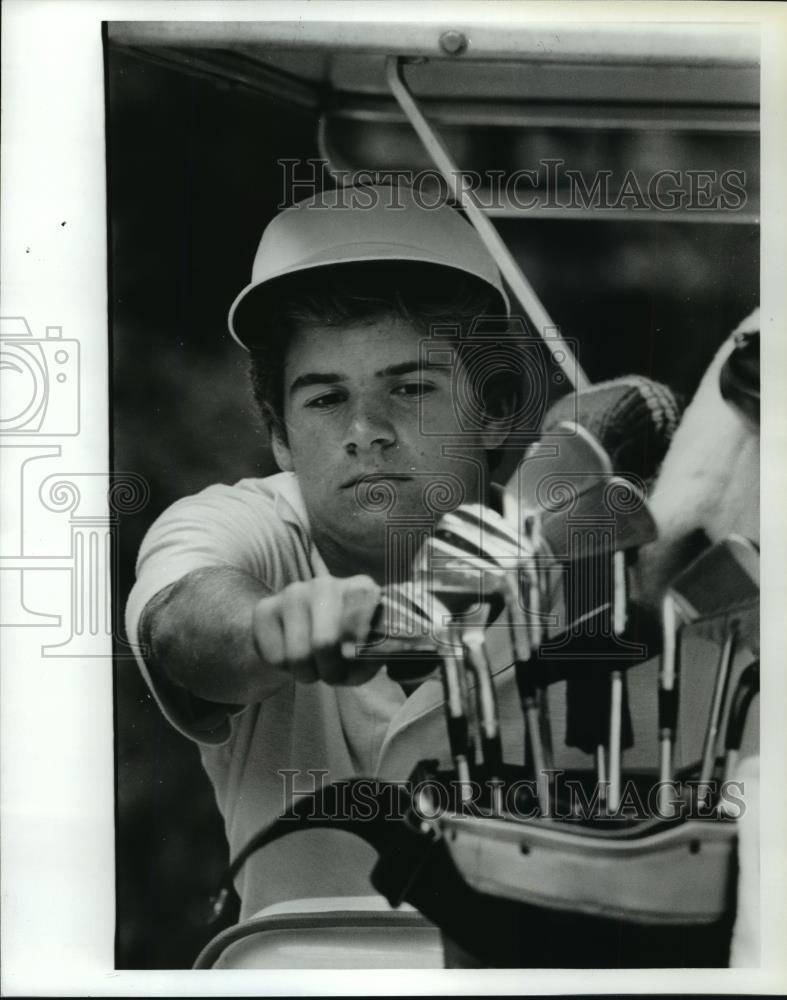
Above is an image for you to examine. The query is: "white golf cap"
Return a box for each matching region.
[228,183,509,349]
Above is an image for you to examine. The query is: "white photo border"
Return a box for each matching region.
[1,0,785,995]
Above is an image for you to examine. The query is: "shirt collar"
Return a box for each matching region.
[271,471,310,529]
[270,472,331,577]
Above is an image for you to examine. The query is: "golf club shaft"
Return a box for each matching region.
[595,746,607,792]
[721,660,759,787]
[507,573,551,815]
[533,551,555,781]
[608,550,628,811]
[658,594,680,815]
[529,681,555,817]
[462,629,504,813]
[608,672,623,810]
[699,623,738,799]
[441,650,474,799]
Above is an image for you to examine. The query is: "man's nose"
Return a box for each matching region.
[343,398,397,454]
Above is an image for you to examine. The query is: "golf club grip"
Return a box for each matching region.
[446,714,471,755]
[481,734,504,780]
[384,658,437,683]
[658,686,679,738]
[354,587,443,682]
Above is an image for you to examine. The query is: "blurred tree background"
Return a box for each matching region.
[108,45,758,968]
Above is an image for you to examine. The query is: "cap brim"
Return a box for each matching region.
[228,254,509,350]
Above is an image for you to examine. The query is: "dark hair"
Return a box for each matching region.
[247,261,529,465]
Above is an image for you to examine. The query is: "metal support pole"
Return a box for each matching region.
[386,56,590,392]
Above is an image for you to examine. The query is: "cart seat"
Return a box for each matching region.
[194,895,444,969]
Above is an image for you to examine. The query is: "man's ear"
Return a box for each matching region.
[271,425,294,472]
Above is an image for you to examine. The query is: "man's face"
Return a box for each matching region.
[272,312,508,581]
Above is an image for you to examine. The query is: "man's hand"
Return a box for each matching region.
[251,575,382,685]
[140,567,383,706]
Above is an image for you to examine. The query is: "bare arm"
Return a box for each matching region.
[139,565,382,706]
[140,566,277,704]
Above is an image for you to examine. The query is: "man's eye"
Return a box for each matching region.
[393,381,435,398]
[305,391,344,409]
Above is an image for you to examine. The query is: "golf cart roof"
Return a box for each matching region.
[107,20,759,229]
[108,20,758,120]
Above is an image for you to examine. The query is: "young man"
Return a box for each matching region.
[125,184,530,919]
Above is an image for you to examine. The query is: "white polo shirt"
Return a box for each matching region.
[126,473,528,916]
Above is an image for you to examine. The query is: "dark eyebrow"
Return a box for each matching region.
[289,372,344,394]
[374,360,449,378]
[375,361,421,378]
[289,359,448,395]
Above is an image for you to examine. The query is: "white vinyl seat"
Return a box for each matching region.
[194,896,444,969]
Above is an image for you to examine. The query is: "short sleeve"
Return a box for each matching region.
[125,479,302,743]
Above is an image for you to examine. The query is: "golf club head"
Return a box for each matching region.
[344,582,454,682]
[539,476,658,559]
[434,505,544,643]
[693,603,759,655]
[436,505,521,565]
[510,422,614,515]
[413,535,508,618]
[666,535,759,625]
